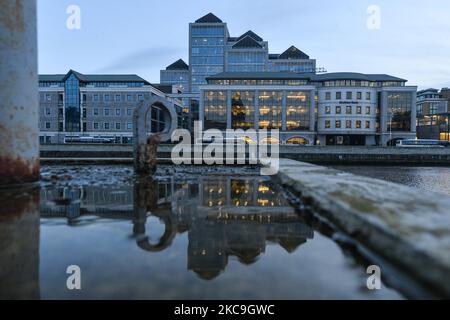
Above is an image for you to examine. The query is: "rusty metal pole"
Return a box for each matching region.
[0,0,39,185]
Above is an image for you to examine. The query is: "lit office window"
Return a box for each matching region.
[204,91,227,130]
[387,92,412,132]
[356,121,362,129]
[259,91,283,130]
[335,120,341,129]
[286,91,310,131]
[232,91,255,130]
[336,106,341,114]
[325,120,331,129]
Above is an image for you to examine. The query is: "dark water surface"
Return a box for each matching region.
[332,166,450,196]
[0,166,403,300]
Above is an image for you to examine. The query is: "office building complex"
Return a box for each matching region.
[199,72,417,146]
[39,70,183,144]
[416,88,450,141]
[162,12,318,95]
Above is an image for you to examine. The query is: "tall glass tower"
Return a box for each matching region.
[189,13,229,93]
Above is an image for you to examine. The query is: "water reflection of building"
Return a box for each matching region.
[40,176,314,280]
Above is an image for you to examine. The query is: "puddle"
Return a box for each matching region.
[0,165,403,299]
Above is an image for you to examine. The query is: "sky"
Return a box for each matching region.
[37,0,450,90]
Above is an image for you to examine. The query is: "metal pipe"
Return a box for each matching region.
[0,0,39,185]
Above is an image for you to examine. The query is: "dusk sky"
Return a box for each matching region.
[37,0,450,90]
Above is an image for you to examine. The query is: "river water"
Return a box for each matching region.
[0,165,405,300]
[332,166,450,196]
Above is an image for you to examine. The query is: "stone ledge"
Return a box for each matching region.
[276,159,450,297]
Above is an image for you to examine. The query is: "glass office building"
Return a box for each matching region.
[200,72,417,146]
[161,13,318,95]
[416,88,450,141]
[189,13,228,93]
[160,59,190,93]
[38,70,183,144]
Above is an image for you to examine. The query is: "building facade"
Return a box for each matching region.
[160,59,190,93]
[416,88,450,141]
[161,12,319,123]
[199,72,417,146]
[39,70,183,144]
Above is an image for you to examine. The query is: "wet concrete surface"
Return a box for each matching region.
[332,166,450,196]
[0,165,404,299]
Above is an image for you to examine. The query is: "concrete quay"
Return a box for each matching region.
[40,144,450,165]
[276,159,450,298]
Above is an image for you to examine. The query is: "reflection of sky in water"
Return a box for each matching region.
[333,166,450,196]
[1,166,403,300]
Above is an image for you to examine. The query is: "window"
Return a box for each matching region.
[346,92,352,100]
[116,108,121,116]
[138,94,144,101]
[258,91,283,130]
[336,106,341,114]
[232,91,256,130]
[94,94,99,102]
[336,92,341,100]
[46,94,51,101]
[82,108,87,118]
[104,123,110,130]
[104,94,110,102]
[366,121,371,129]
[346,120,352,129]
[127,109,132,116]
[325,120,331,129]
[357,92,362,100]
[116,123,121,130]
[204,91,227,130]
[82,94,87,101]
[127,123,133,130]
[356,120,362,129]
[93,108,99,116]
[104,108,110,116]
[59,122,63,132]
[346,106,352,114]
[45,122,51,129]
[366,106,371,115]
[335,120,341,129]
[115,94,121,102]
[94,122,99,130]
[82,122,87,132]
[127,95,133,101]
[325,106,331,114]
[366,92,371,101]
[325,92,331,100]
[45,108,51,115]
[356,106,362,114]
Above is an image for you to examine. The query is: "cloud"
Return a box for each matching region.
[92,46,185,74]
